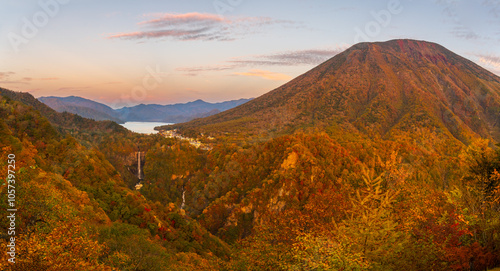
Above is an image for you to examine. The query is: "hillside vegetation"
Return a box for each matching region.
[2,39,500,270]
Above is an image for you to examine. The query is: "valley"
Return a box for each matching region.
[1,39,500,270]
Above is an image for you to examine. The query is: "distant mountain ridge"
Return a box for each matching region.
[165,39,500,143]
[1,88,129,137]
[39,96,123,123]
[38,96,252,124]
[116,98,251,123]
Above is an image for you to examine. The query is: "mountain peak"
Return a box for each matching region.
[168,40,500,143]
[189,99,207,104]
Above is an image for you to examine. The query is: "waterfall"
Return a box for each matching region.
[134,151,144,190]
[137,151,142,180]
[180,189,185,210]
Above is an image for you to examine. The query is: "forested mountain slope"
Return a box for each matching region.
[166,39,500,145]
[0,90,230,270]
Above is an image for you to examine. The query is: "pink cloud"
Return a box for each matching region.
[139,12,227,28]
[471,53,500,75]
[233,69,292,81]
[478,55,500,69]
[107,12,300,42]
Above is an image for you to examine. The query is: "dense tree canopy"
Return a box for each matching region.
[1,86,500,270]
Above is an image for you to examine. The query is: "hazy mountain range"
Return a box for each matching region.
[38,96,252,124]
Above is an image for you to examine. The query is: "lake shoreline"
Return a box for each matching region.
[120,122,174,134]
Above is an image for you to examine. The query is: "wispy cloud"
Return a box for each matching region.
[230,48,346,66]
[175,47,346,76]
[138,12,226,28]
[107,12,301,42]
[0,71,15,80]
[0,72,59,85]
[483,0,500,18]
[233,69,292,81]
[56,86,91,92]
[471,53,500,75]
[450,25,480,40]
[435,0,500,41]
[176,65,236,74]
[107,27,233,41]
[476,54,500,68]
[23,77,60,81]
[0,81,30,85]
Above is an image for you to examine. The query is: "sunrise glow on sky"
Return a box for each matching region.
[1,0,499,107]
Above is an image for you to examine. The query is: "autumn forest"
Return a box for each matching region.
[2,40,500,270]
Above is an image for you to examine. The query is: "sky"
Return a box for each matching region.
[1,0,499,108]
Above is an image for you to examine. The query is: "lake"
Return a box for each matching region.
[120,122,173,134]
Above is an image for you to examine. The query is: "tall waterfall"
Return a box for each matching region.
[180,190,185,210]
[138,151,142,180]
